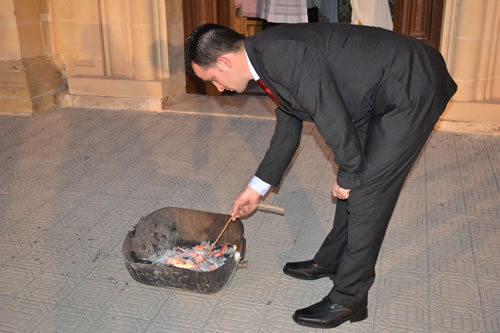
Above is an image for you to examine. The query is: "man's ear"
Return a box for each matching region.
[216,56,232,70]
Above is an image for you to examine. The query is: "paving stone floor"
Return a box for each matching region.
[0,95,499,332]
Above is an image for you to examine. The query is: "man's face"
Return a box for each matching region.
[192,60,249,93]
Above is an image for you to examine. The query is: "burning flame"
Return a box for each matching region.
[165,242,230,271]
[166,258,197,269]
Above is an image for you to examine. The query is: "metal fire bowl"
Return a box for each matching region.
[122,207,246,294]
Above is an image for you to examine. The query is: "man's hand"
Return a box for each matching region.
[231,186,261,221]
[332,180,351,200]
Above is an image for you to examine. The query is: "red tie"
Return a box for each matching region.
[257,79,283,105]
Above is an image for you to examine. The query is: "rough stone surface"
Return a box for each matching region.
[0,96,499,332]
[0,57,65,116]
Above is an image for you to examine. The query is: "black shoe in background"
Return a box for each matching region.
[283,260,335,280]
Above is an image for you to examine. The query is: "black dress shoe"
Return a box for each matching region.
[293,297,368,329]
[283,260,335,280]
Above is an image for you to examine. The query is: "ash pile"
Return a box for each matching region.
[148,241,236,272]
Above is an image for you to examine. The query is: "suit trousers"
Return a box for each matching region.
[313,97,440,309]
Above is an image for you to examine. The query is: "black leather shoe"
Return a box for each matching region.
[293,297,368,329]
[283,260,335,280]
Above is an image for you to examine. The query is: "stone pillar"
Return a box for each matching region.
[438,0,500,135]
[0,0,65,116]
[56,0,186,111]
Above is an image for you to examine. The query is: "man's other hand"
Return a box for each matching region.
[231,186,261,220]
[332,180,351,200]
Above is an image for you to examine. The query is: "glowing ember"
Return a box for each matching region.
[147,241,235,272]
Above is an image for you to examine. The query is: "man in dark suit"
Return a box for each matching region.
[186,23,456,329]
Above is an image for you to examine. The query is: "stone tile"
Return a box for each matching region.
[203,299,268,332]
[374,324,428,332]
[464,190,500,218]
[426,195,466,216]
[399,180,426,197]
[56,246,107,277]
[0,298,55,332]
[478,278,500,310]
[1,219,45,246]
[0,203,38,223]
[108,197,158,221]
[428,252,476,279]
[475,256,500,281]
[427,215,469,234]
[239,250,289,280]
[0,265,38,297]
[91,210,138,235]
[271,277,333,310]
[379,246,428,274]
[84,254,133,284]
[244,306,300,333]
[33,305,102,333]
[483,307,500,333]
[57,206,102,231]
[392,195,426,215]
[426,185,464,201]
[60,278,119,312]
[382,228,427,250]
[153,291,218,329]
[63,173,108,194]
[12,243,100,278]
[0,106,499,332]
[427,231,472,255]
[389,213,426,230]
[429,275,481,305]
[287,234,329,261]
[19,271,80,305]
[0,294,15,309]
[103,284,166,321]
[219,272,280,305]
[374,298,429,332]
[376,271,428,303]
[21,207,69,232]
[429,304,485,333]
[66,225,122,256]
[250,230,295,255]
[471,233,500,257]
[0,240,24,265]
[88,313,150,333]
[78,193,123,218]
[10,245,63,273]
[468,217,500,235]
[35,225,90,250]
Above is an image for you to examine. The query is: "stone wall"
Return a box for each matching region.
[0,0,65,116]
[437,0,500,135]
[53,0,186,111]
[0,0,185,115]
[0,0,498,134]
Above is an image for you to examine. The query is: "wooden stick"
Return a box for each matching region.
[207,204,285,255]
[207,216,232,255]
[249,203,285,214]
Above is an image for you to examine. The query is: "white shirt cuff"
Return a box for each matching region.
[248,176,271,196]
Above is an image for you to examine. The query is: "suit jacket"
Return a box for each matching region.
[244,23,457,189]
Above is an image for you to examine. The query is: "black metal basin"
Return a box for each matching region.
[122,207,246,294]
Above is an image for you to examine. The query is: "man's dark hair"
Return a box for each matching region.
[185,24,244,75]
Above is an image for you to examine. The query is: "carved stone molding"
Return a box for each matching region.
[439,0,500,133]
[53,0,185,103]
[441,0,500,102]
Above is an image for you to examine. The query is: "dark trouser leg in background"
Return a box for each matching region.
[314,199,348,272]
[322,105,434,309]
[329,141,426,308]
[315,97,440,309]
